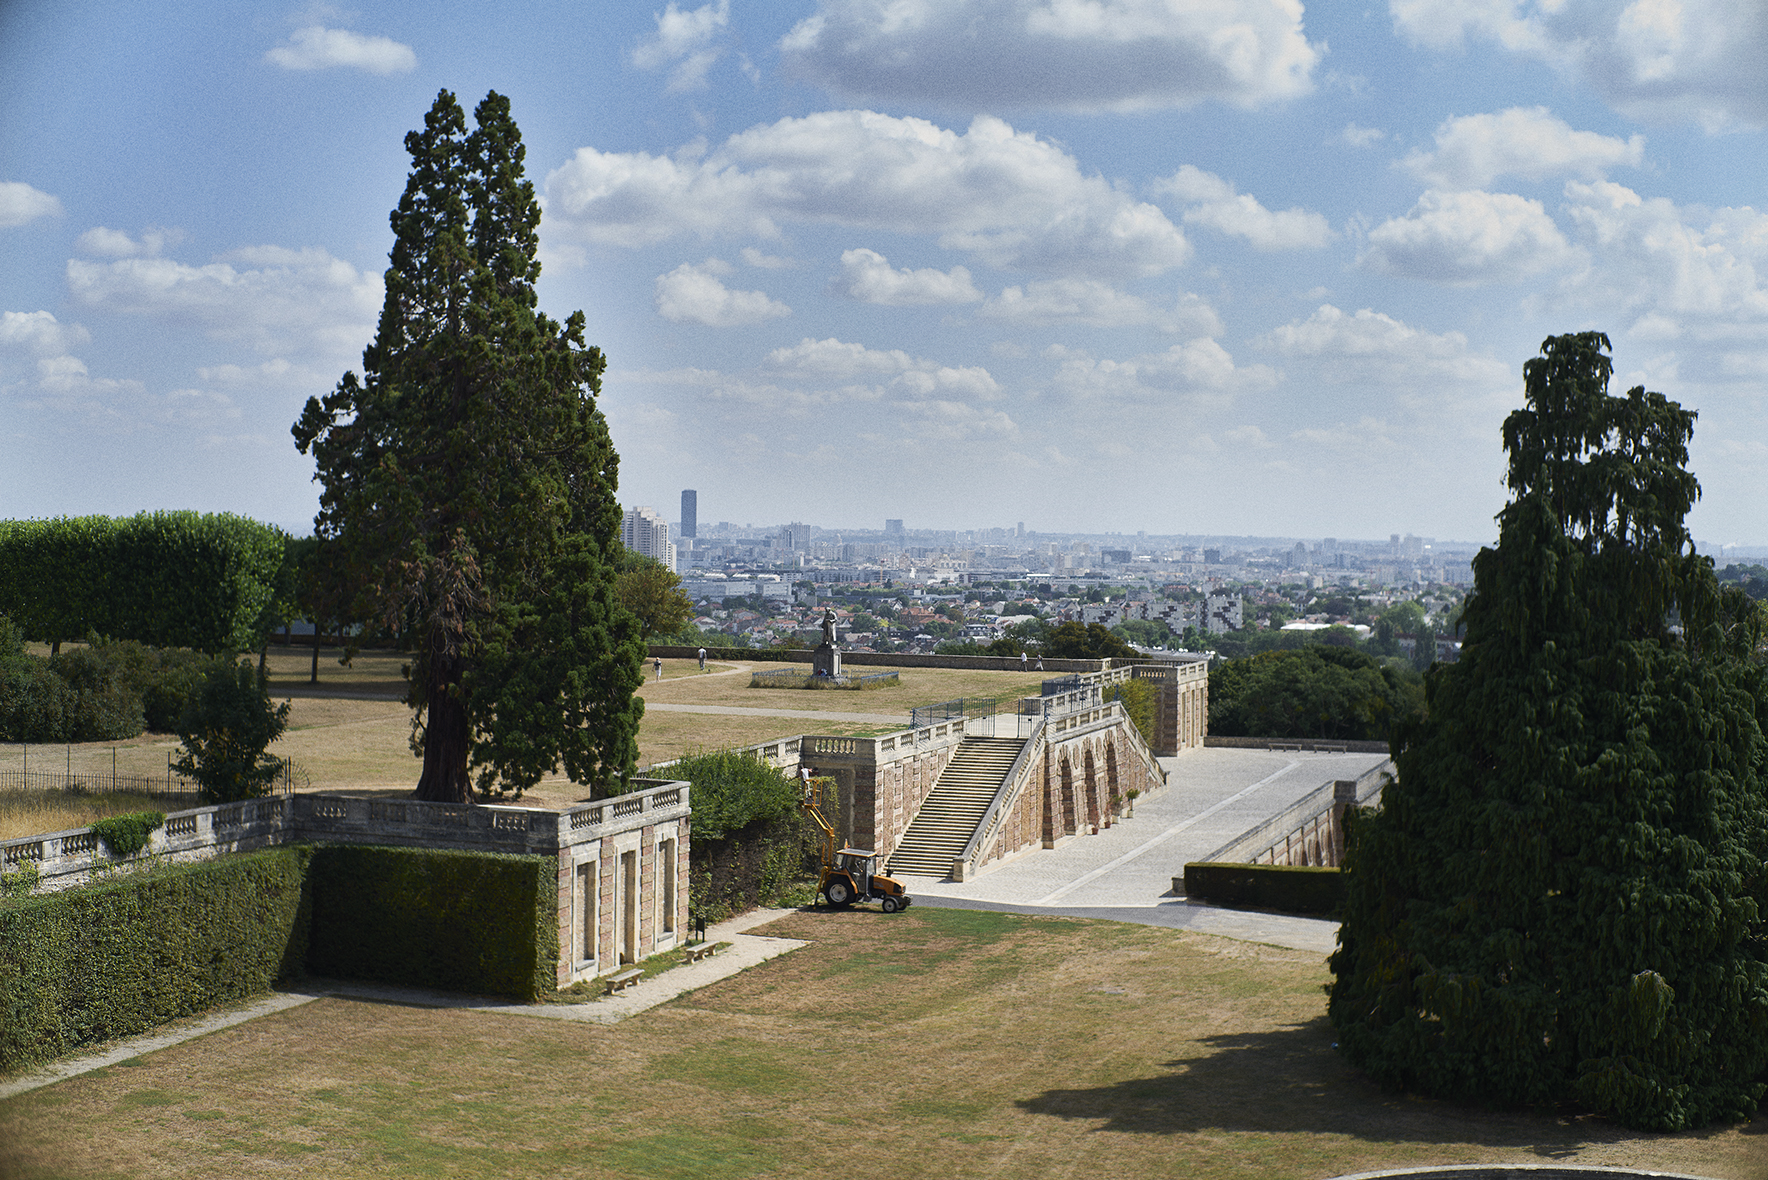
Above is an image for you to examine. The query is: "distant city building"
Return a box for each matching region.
[622,505,675,571]
[680,490,696,539]
[1204,589,1243,634]
[885,519,904,534]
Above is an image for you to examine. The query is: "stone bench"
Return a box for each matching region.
[604,967,644,994]
[683,943,718,964]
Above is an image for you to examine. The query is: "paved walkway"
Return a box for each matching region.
[896,746,1389,955]
[641,701,908,724]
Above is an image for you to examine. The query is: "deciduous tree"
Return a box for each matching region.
[1329,332,1768,1130]
[293,90,643,802]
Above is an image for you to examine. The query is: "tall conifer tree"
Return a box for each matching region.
[1329,332,1768,1130]
[294,90,643,803]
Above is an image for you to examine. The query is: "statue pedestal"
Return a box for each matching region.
[812,643,842,679]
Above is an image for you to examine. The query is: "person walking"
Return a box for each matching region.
[697,647,706,671]
[653,657,663,682]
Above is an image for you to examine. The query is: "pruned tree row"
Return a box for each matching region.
[0,512,285,655]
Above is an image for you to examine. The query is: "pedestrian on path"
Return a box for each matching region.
[697,647,706,671]
[653,657,662,682]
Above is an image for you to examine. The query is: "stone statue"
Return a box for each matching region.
[821,607,838,648]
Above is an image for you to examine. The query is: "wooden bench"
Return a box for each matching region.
[683,942,718,964]
[604,967,644,995]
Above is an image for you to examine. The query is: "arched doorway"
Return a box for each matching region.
[1059,755,1076,836]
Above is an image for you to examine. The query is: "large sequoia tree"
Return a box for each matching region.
[1329,332,1768,1130]
[294,90,643,803]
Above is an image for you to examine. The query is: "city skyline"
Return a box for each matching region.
[4,4,1767,544]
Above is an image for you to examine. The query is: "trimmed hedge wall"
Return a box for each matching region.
[306,845,556,1002]
[0,844,561,1072]
[0,847,313,1073]
[1183,861,1343,916]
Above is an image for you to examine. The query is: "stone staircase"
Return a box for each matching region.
[887,737,1026,878]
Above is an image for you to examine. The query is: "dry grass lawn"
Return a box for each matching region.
[0,907,1758,1180]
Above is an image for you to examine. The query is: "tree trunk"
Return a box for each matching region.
[414,650,471,803]
[310,622,320,684]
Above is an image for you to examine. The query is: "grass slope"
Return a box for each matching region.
[1,908,1757,1179]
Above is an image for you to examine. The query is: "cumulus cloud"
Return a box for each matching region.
[1401,107,1644,189]
[1339,123,1386,147]
[75,226,183,257]
[265,25,417,74]
[1153,166,1333,250]
[1258,304,1512,386]
[1360,189,1576,284]
[0,182,62,229]
[1044,340,1273,405]
[0,311,90,357]
[1561,180,1768,326]
[65,244,381,358]
[543,111,1191,278]
[979,279,1223,334]
[654,259,790,326]
[765,337,1001,399]
[830,249,981,305]
[1390,0,1768,130]
[632,0,729,93]
[777,0,1321,113]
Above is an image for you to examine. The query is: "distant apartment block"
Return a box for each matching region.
[680,490,696,539]
[622,505,675,571]
[1204,589,1242,634]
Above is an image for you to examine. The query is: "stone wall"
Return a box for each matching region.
[649,645,1112,673]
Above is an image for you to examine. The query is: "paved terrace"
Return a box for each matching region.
[897,746,1390,955]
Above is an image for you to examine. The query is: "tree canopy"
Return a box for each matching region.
[1329,332,1768,1130]
[1208,645,1420,742]
[293,90,643,802]
[1042,621,1139,660]
[615,553,695,641]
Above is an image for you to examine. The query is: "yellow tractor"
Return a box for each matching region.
[801,774,912,912]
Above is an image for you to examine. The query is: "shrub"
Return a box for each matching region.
[1209,645,1420,742]
[1104,679,1156,747]
[173,662,290,803]
[1183,862,1342,915]
[663,748,814,923]
[89,811,166,857]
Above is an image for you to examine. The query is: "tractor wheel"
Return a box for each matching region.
[825,880,852,906]
[881,896,899,914]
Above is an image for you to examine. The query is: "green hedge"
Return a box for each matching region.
[0,844,561,1072]
[0,512,285,652]
[1183,861,1343,915]
[305,845,556,1001]
[0,847,313,1073]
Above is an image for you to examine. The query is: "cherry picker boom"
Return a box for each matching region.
[801,774,912,912]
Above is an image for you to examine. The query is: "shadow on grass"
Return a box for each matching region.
[1016,1015,1765,1155]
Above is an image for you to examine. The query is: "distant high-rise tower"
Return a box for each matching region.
[622,506,675,571]
[885,519,904,534]
[680,490,697,539]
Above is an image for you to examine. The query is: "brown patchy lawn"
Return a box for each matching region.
[1,908,1758,1180]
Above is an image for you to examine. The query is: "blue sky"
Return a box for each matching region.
[3,1,1766,545]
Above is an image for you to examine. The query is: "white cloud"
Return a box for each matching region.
[1044,340,1273,405]
[264,26,417,75]
[75,226,181,257]
[1400,107,1644,190]
[1561,180,1768,325]
[0,311,90,357]
[543,111,1192,278]
[65,244,381,358]
[1154,165,1332,250]
[1258,304,1512,385]
[1360,188,1576,284]
[765,337,1001,400]
[979,279,1223,334]
[0,182,62,229]
[1390,0,1768,130]
[831,249,981,306]
[632,0,729,93]
[1339,123,1386,147]
[778,0,1321,113]
[654,260,790,326]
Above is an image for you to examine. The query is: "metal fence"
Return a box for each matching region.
[0,753,306,802]
[908,693,1021,729]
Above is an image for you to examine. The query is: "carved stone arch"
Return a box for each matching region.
[1105,741,1119,807]
[1083,747,1099,830]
